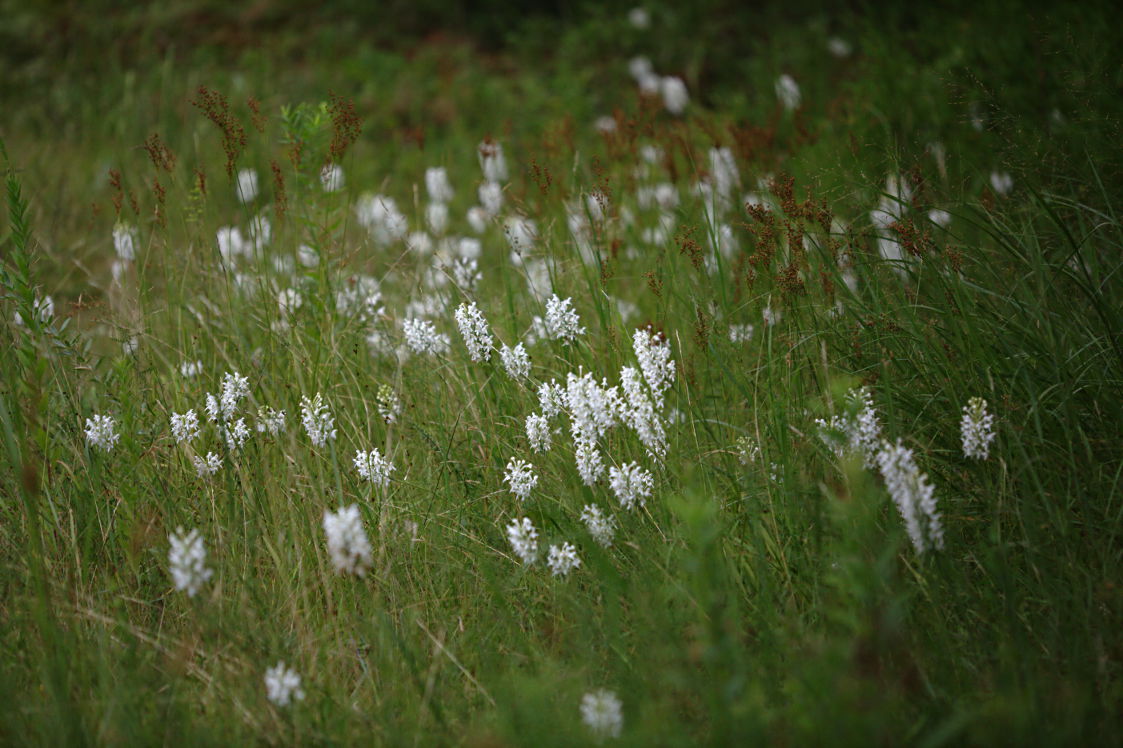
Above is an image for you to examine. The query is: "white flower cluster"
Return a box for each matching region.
[256,406,286,435]
[581,689,624,740]
[193,452,222,478]
[170,410,200,444]
[632,327,674,407]
[544,295,586,344]
[960,397,995,460]
[814,387,881,467]
[547,542,582,577]
[504,458,538,501]
[454,302,493,362]
[353,448,395,487]
[403,318,451,356]
[355,194,408,246]
[876,440,944,554]
[580,504,616,548]
[500,343,531,380]
[168,527,214,597]
[608,462,653,510]
[525,413,552,453]
[506,516,539,564]
[264,661,305,707]
[322,504,373,576]
[376,385,401,424]
[203,371,252,451]
[300,393,336,448]
[84,414,120,453]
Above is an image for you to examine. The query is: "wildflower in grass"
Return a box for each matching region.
[356,194,408,246]
[320,163,345,192]
[247,214,271,255]
[504,458,538,501]
[500,343,531,380]
[180,360,203,378]
[504,216,537,256]
[193,452,222,478]
[255,406,286,435]
[264,662,305,707]
[544,295,586,344]
[876,439,944,553]
[454,302,494,362]
[376,385,401,424]
[928,208,952,228]
[775,74,802,110]
[170,410,200,444]
[354,448,395,487]
[300,393,336,448]
[769,462,784,484]
[524,413,551,453]
[827,37,853,58]
[581,689,624,740]
[112,223,137,261]
[478,139,508,182]
[403,318,451,356]
[619,367,667,457]
[609,462,653,510]
[222,418,251,451]
[580,504,616,548]
[84,414,120,453]
[629,55,653,84]
[467,206,488,233]
[277,288,302,317]
[322,504,373,576]
[168,527,213,597]
[660,76,688,115]
[298,244,319,267]
[708,147,740,206]
[506,516,539,564]
[736,436,761,465]
[425,166,454,203]
[574,438,606,486]
[729,324,754,343]
[13,294,54,326]
[762,306,781,327]
[547,542,582,577]
[538,380,565,420]
[594,115,617,134]
[633,327,675,406]
[989,171,1013,196]
[479,181,503,217]
[814,387,881,467]
[961,397,995,460]
[216,226,245,265]
[426,202,449,235]
[628,6,650,28]
[236,168,259,203]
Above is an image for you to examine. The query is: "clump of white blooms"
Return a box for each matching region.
[506,516,539,565]
[425,166,454,203]
[581,689,624,740]
[660,76,688,115]
[170,410,200,444]
[990,171,1014,196]
[775,74,802,111]
[564,370,622,484]
[376,385,401,424]
[180,360,203,378]
[264,662,305,707]
[526,413,552,453]
[236,168,258,203]
[609,462,654,510]
[500,343,531,380]
[828,36,853,58]
[300,393,336,448]
[353,448,395,487]
[84,414,120,453]
[277,288,303,317]
[168,527,214,597]
[113,223,137,261]
[193,452,222,478]
[619,367,667,458]
[454,302,493,362]
[478,139,508,182]
[729,323,754,343]
[222,418,251,451]
[504,458,538,501]
[322,504,373,576]
[628,6,650,28]
[580,504,616,548]
[256,406,286,435]
[815,387,882,467]
[356,194,408,246]
[633,327,674,407]
[320,163,345,192]
[735,435,761,465]
[547,542,582,577]
[205,371,250,424]
[13,294,54,326]
[544,295,586,344]
[403,318,451,356]
[960,397,995,460]
[876,440,944,554]
[762,306,781,327]
[537,380,565,420]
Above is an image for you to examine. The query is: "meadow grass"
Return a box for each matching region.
[1,3,1121,744]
